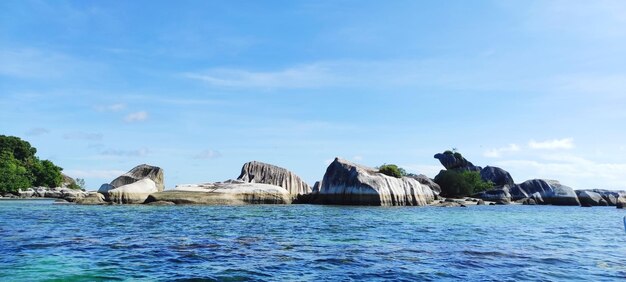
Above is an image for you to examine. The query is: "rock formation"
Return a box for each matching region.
[145,180,291,205]
[512,179,580,206]
[408,174,442,195]
[237,161,311,197]
[99,164,164,204]
[475,189,511,204]
[479,166,514,187]
[304,158,435,206]
[61,173,76,188]
[434,151,481,171]
[576,190,608,207]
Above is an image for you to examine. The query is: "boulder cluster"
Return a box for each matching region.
[6,151,624,208]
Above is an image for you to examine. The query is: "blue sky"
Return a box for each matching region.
[1,0,626,190]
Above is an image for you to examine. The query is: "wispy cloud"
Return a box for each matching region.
[495,154,626,189]
[96,103,126,112]
[100,148,150,157]
[529,138,575,150]
[183,64,339,89]
[25,127,50,136]
[193,149,222,159]
[63,131,103,141]
[124,111,148,122]
[484,144,521,158]
[0,48,98,79]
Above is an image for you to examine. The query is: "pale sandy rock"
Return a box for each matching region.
[237,161,311,197]
[146,181,291,205]
[108,178,158,204]
[76,193,106,205]
[110,164,164,192]
[306,158,435,206]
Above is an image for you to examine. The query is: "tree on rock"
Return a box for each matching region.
[378,164,407,178]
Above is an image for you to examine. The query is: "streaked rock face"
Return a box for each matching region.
[99,164,165,204]
[108,178,158,204]
[145,180,291,205]
[513,179,580,206]
[409,174,442,195]
[306,158,435,206]
[237,161,311,197]
[110,164,164,192]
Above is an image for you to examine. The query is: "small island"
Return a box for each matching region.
[2,135,624,209]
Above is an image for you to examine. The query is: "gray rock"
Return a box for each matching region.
[237,161,311,198]
[408,174,442,195]
[145,182,291,205]
[432,201,465,207]
[110,164,164,192]
[514,179,580,206]
[76,193,106,205]
[476,189,511,204]
[61,173,76,188]
[305,158,435,206]
[480,166,514,187]
[477,199,485,205]
[522,198,536,205]
[18,188,35,198]
[434,151,481,171]
[145,200,176,206]
[576,190,606,207]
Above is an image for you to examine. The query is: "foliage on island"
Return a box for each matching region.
[0,135,66,194]
[378,164,407,178]
[434,169,493,197]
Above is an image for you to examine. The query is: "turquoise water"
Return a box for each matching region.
[0,200,625,281]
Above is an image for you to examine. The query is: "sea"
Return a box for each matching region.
[0,199,625,281]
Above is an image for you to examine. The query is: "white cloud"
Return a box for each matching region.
[63,131,103,141]
[400,164,443,178]
[529,138,575,150]
[484,144,521,158]
[96,103,126,112]
[495,155,626,189]
[64,169,126,179]
[183,64,339,89]
[124,111,148,122]
[193,150,222,159]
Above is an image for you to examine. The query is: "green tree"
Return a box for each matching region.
[0,151,31,194]
[69,178,86,190]
[378,164,407,178]
[0,135,65,194]
[434,170,493,197]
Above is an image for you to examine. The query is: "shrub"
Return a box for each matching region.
[378,164,407,178]
[434,170,493,197]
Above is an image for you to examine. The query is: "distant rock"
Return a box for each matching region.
[480,166,514,187]
[76,193,106,205]
[434,151,481,171]
[145,180,291,205]
[61,173,76,188]
[514,179,580,206]
[99,164,164,204]
[108,178,159,204]
[18,188,35,198]
[408,174,442,195]
[110,164,164,192]
[475,189,511,204]
[576,190,608,207]
[304,158,435,206]
[237,161,311,198]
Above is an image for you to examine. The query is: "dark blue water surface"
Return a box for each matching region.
[0,200,625,281]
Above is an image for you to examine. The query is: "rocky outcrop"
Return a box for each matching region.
[579,189,626,206]
[480,166,514,187]
[408,174,442,195]
[237,161,311,197]
[61,173,76,188]
[475,189,511,204]
[97,164,164,204]
[576,190,608,207]
[510,179,580,206]
[434,151,481,171]
[110,164,164,192]
[145,180,291,205]
[76,193,106,205]
[304,158,435,206]
[108,178,158,204]
[18,188,35,198]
